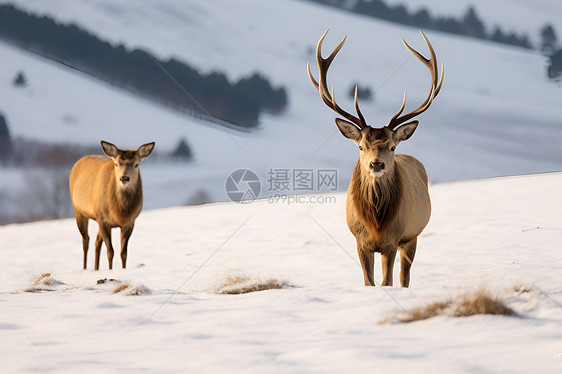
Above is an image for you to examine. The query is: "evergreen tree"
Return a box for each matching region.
[172,138,193,160]
[547,49,562,80]
[541,24,557,54]
[348,83,373,101]
[412,8,433,28]
[307,0,534,50]
[491,26,506,44]
[13,71,27,86]
[462,7,486,39]
[0,114,13,163]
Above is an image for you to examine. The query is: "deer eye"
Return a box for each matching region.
[134,164,139,168]
[114,162,118,167]
[358,145,364,151]
[390,146,396,152]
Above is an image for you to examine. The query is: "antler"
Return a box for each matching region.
[307,29,368,129]
[387,30,444,130]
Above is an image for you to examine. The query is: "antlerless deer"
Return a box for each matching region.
[308,30,443,287]
[69,141,155,270]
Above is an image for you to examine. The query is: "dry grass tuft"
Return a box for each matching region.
[219,274,250,288]
[392,301,451,323]
[453,290,516,317]
[24,287,55,293]
[24,273,66,293]
[382,289,517,324]
[513,283,535,294]
[113,284,131,294]
[216,274,295,295]
[112,283,150,295]
[33,273,52,285]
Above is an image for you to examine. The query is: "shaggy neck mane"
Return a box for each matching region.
[110,177,143,219]
[350,159,402,240]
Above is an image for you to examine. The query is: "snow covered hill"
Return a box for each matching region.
[1,0,561,216]
[0,172,561,373]
[383,0,562,44]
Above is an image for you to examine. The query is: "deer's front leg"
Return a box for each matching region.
[357,243,375,286]
[98,224,114,270]
[381,246,398,287]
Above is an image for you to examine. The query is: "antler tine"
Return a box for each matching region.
[354,86,367,127]
[308,29,368,129]
[389,89,407,125]
[387,30,444,130]
[307,61,319,90]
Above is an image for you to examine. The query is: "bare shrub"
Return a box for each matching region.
[16,166,73,222]
[0,189,10,224]
[8,138,100,168]
[185,189,212,205]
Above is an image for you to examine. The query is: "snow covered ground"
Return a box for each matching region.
[1,0,561,219]
[1,1,561,371]
[0,172,561,373]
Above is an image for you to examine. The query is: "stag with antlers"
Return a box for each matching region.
[308,30,443,287]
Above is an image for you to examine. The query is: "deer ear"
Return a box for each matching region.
[101,141,118,159]
[335,118,362,141]
[393,121,419,143]
[138,142,155,159]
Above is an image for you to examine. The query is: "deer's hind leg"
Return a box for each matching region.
[94,232,104,271]
[399,238,417,288]
[97,223,114,270]
[75,213,89,270]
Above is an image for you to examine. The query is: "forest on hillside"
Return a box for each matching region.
[0,4,288,129]
[307,0,562,80]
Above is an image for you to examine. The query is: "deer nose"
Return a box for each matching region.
[120,176,130,183]
[370,161,385,172]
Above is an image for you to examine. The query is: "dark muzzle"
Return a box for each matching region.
[120,176,130,183]
[370,161,385,173]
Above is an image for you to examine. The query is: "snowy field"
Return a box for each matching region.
[1,172,561,373]
[1,0,562,217]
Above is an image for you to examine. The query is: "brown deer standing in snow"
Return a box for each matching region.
[69,141,155,270]
[308,30,443,287]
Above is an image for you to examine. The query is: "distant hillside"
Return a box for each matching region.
[308,0,533,49]
[0,4,288,129]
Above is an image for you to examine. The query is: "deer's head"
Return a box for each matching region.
[101,141,155,188]
[307,30,443,179]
